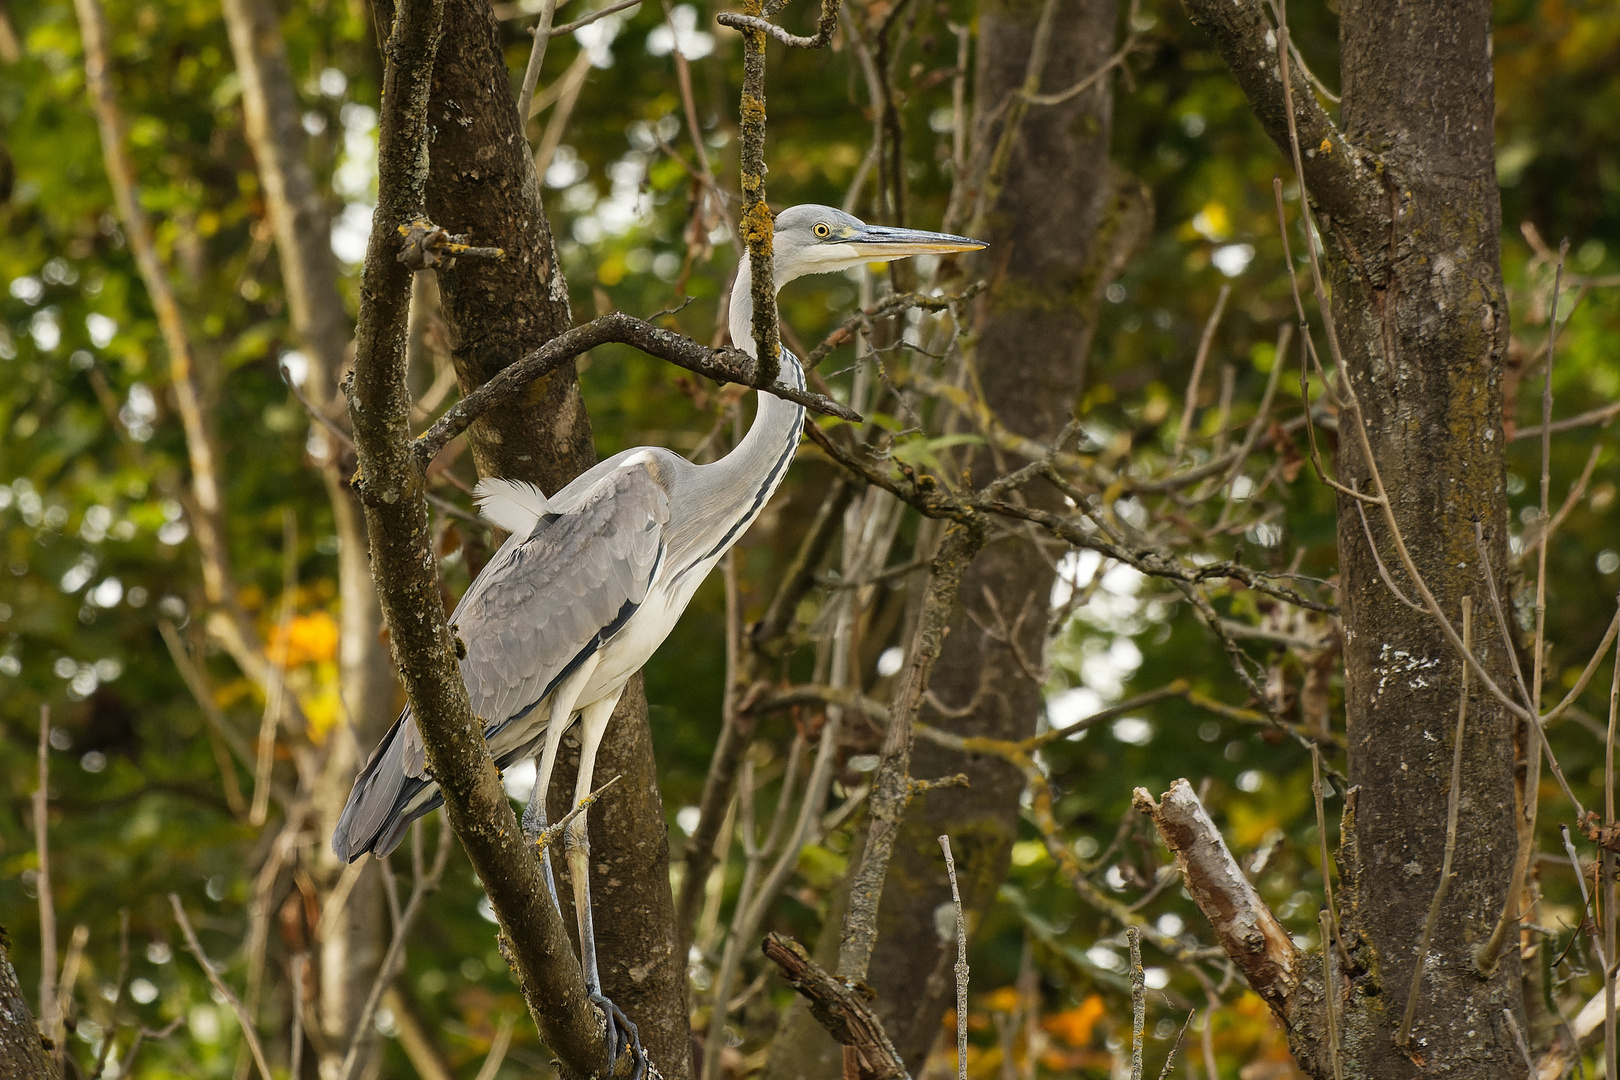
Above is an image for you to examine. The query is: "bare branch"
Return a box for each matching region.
[170,894,274,1080]
[551,0,645,37]
[75,0,268,686]
[336,823,453,1080]
[762,934,909,1080]
[1173,285,1231,463]
[722,0,780,383]
[1133,782,1316,1035]
[836,522,987,981]
[515,0,561,124]
[1178,0,1373,225]
[717,0,840,50]
[34,706,60,1066]
[1128,927,1144,1080]
[344,1,617,1073]
[473,1014,518,1080]
[413,311,857,468]
[1515,399,1620,441]
[1317,910,1342,1080]
[1022,19,1145,106]
[940,836,969,1080]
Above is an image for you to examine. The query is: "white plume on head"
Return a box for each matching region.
[473,477,552,535]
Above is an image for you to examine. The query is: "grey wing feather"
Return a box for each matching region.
[331,461,670,861]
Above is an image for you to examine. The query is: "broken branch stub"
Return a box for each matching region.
[761,933,908,1080]
[1132,780,1302,1012]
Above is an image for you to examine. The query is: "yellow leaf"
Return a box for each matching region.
[982,986,1021,1013]
[1043,993,1106,1047]
[268,611,341,667]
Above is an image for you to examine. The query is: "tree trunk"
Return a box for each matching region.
[0,928,53,1080]
[1332,1,1519,1072]
[423,5,690,1077]
[219,2,396,1072]
[1181,0,1520,1073]
[766,1,1147,1073]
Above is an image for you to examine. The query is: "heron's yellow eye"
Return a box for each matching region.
[813,222,830,238]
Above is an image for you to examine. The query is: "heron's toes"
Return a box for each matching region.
[520,798,547,843]
[591,990,645,1080]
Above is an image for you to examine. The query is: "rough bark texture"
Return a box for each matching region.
[0,927,52,1080]
[1181,0,1520,1074]
[424,0,592,492]
[763,934,907,1080]
[345,3,614,1075]
[218,2,396,1070]
[767,1,1146,1073]
[1332,1,1519,1072]
[423,6,690,1077]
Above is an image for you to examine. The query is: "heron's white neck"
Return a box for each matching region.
[698,252,806,522]
[729,252,796,359]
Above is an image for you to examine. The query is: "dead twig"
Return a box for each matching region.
[335,818,453,1080]
[1128,926,1145,1080]
[940,836,969,1080]
[88,911,133,1080]
[35,705,59,1063]
[514,0,561,124]
[550,0,645,37]
[1504,1008,1536,1074]
[761,933,908,1080]
[1133,781,1303,1017]
[1319,910,1342,1080]
[1173,284,1231,464]
[472,1013,518,1080]
[170,893,275,1080]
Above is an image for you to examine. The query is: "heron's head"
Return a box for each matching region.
[769,205,985,282]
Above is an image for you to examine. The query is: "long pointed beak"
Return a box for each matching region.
[845,224,986,260]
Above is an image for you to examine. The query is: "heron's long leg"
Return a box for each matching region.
[565,689,622,993]
[565,689,644,1080]
[520,655,600,910]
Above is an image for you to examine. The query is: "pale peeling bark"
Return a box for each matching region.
[1135,782,1331,1074]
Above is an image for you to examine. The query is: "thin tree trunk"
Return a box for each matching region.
[219,2,397,1072]
[766,0,1147,1073]
[423,4,690,1076]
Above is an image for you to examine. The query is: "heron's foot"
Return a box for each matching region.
[591,989,645,1080]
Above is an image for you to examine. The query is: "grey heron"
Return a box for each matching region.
[332,204,984,1072]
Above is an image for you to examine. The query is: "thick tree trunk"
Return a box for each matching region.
[0,928,53,1080]
[423,6,690,1077]
[766,1,1146,1074]
[1331,1,1519,1073]
[1181,0,1520,1074]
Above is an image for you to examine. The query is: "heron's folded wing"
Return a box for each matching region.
[394,460,670,778]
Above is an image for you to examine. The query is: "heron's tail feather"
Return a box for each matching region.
[332,710,441,862]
